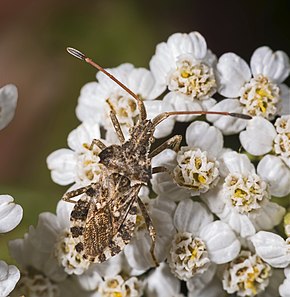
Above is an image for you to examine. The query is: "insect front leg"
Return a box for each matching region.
[137,197,159,267]
[109,109,125,144]
[89,139,107,151]
[149,135,182,158]
[62,186,91,203]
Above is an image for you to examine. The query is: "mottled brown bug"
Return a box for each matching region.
[63,47,252,265]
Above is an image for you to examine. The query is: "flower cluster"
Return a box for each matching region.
[0,85,22,297]
[4,32,290,296]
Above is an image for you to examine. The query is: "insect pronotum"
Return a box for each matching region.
[63,47,252,265]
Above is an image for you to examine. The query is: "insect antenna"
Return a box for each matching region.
[66,47,252,122]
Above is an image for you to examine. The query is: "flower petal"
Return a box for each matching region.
[188,31,208,60]
[163,92,203,122]
[239,116,276,155]
[257,155,290,197]
[250,199,285,231]
[174,199,213,234]
[46,148,76,185]
[145,263,181,297]
[67,122,101,152]
[279,267,290,297]
[278,84,290,116]
[216,53,251,98]
[220,151,255,176]
[251,231,290,268]
[206,99,247,135]
[0,261,20,297]
[200,221,240,264]
[250,46,290,84]
[0,84,18,130]
[144,100,175,138]
[0,195,23,233]
[186,121,223,158]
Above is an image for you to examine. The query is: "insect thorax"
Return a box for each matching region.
[99,120,155,184]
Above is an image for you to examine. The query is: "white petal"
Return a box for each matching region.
[144,100,175,138]
[0,261,20,297]
[206,99,247,135]
[185,121,223,158]
[67,122,101,152]
[188,31,208,60]
[29,212,61,253]
[200,221,240,263]
[145,263,181,297]
[251,231,290,268]
[251,199,285,231]
[257,155,290,197]
[56,200,74,229]
[128,67,162,99]
[77,268,102,291]
[216,53,251,97]
[188,275,224,297]
[46,149,76,185]
[163,92,203,122]
[0,84,18,130]
[167,33,198,59]
[75,81,106,123]
[220,151,255,176]
[239,116,276,155]
[0,195,23,233]
[280,267,290,297]
[250,46,290,84]
[278,84,290,115]
[124,234,169,271]
[150,42,175,88]
[174,199,213,234]
[152,173,191,202]
[186,264,217,293]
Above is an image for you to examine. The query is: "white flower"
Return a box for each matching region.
[0,195,23,233]
[0,261,20,297]
[251,231,290,268]
[240,115,290,196]
[144,263,182,297]
[207,47,290,134]
[168,199,240,281]
[0,84,18,130]
[222,250,272,297]
[152,121,223,199]
[150,32,217,116]
[202,151,285,237]
[47,121,104,187]
[9,199,98,280]
[98,275,144,297]
[280,267,290,297]
[124,196,176,272]
[75,63,171,139]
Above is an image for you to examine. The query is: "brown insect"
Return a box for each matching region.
[63,47,252,265]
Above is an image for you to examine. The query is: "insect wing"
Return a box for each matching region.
[70,174,141,263]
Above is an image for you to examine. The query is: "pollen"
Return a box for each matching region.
[239,75,280,119]
[223,173,269,214]
[173,147,219,194]
[222,250,272,296]
[168,232,210,281]
[169,57,217,100]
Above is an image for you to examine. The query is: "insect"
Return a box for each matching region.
[63,47,252,265]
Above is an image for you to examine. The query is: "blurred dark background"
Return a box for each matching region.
[0,0,290,260]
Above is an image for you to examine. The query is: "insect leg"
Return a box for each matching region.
[137,197,159,267]
[109,110,125,143]
[62,186,91,203]
[149,135,182,158]
[89,139,107,151]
